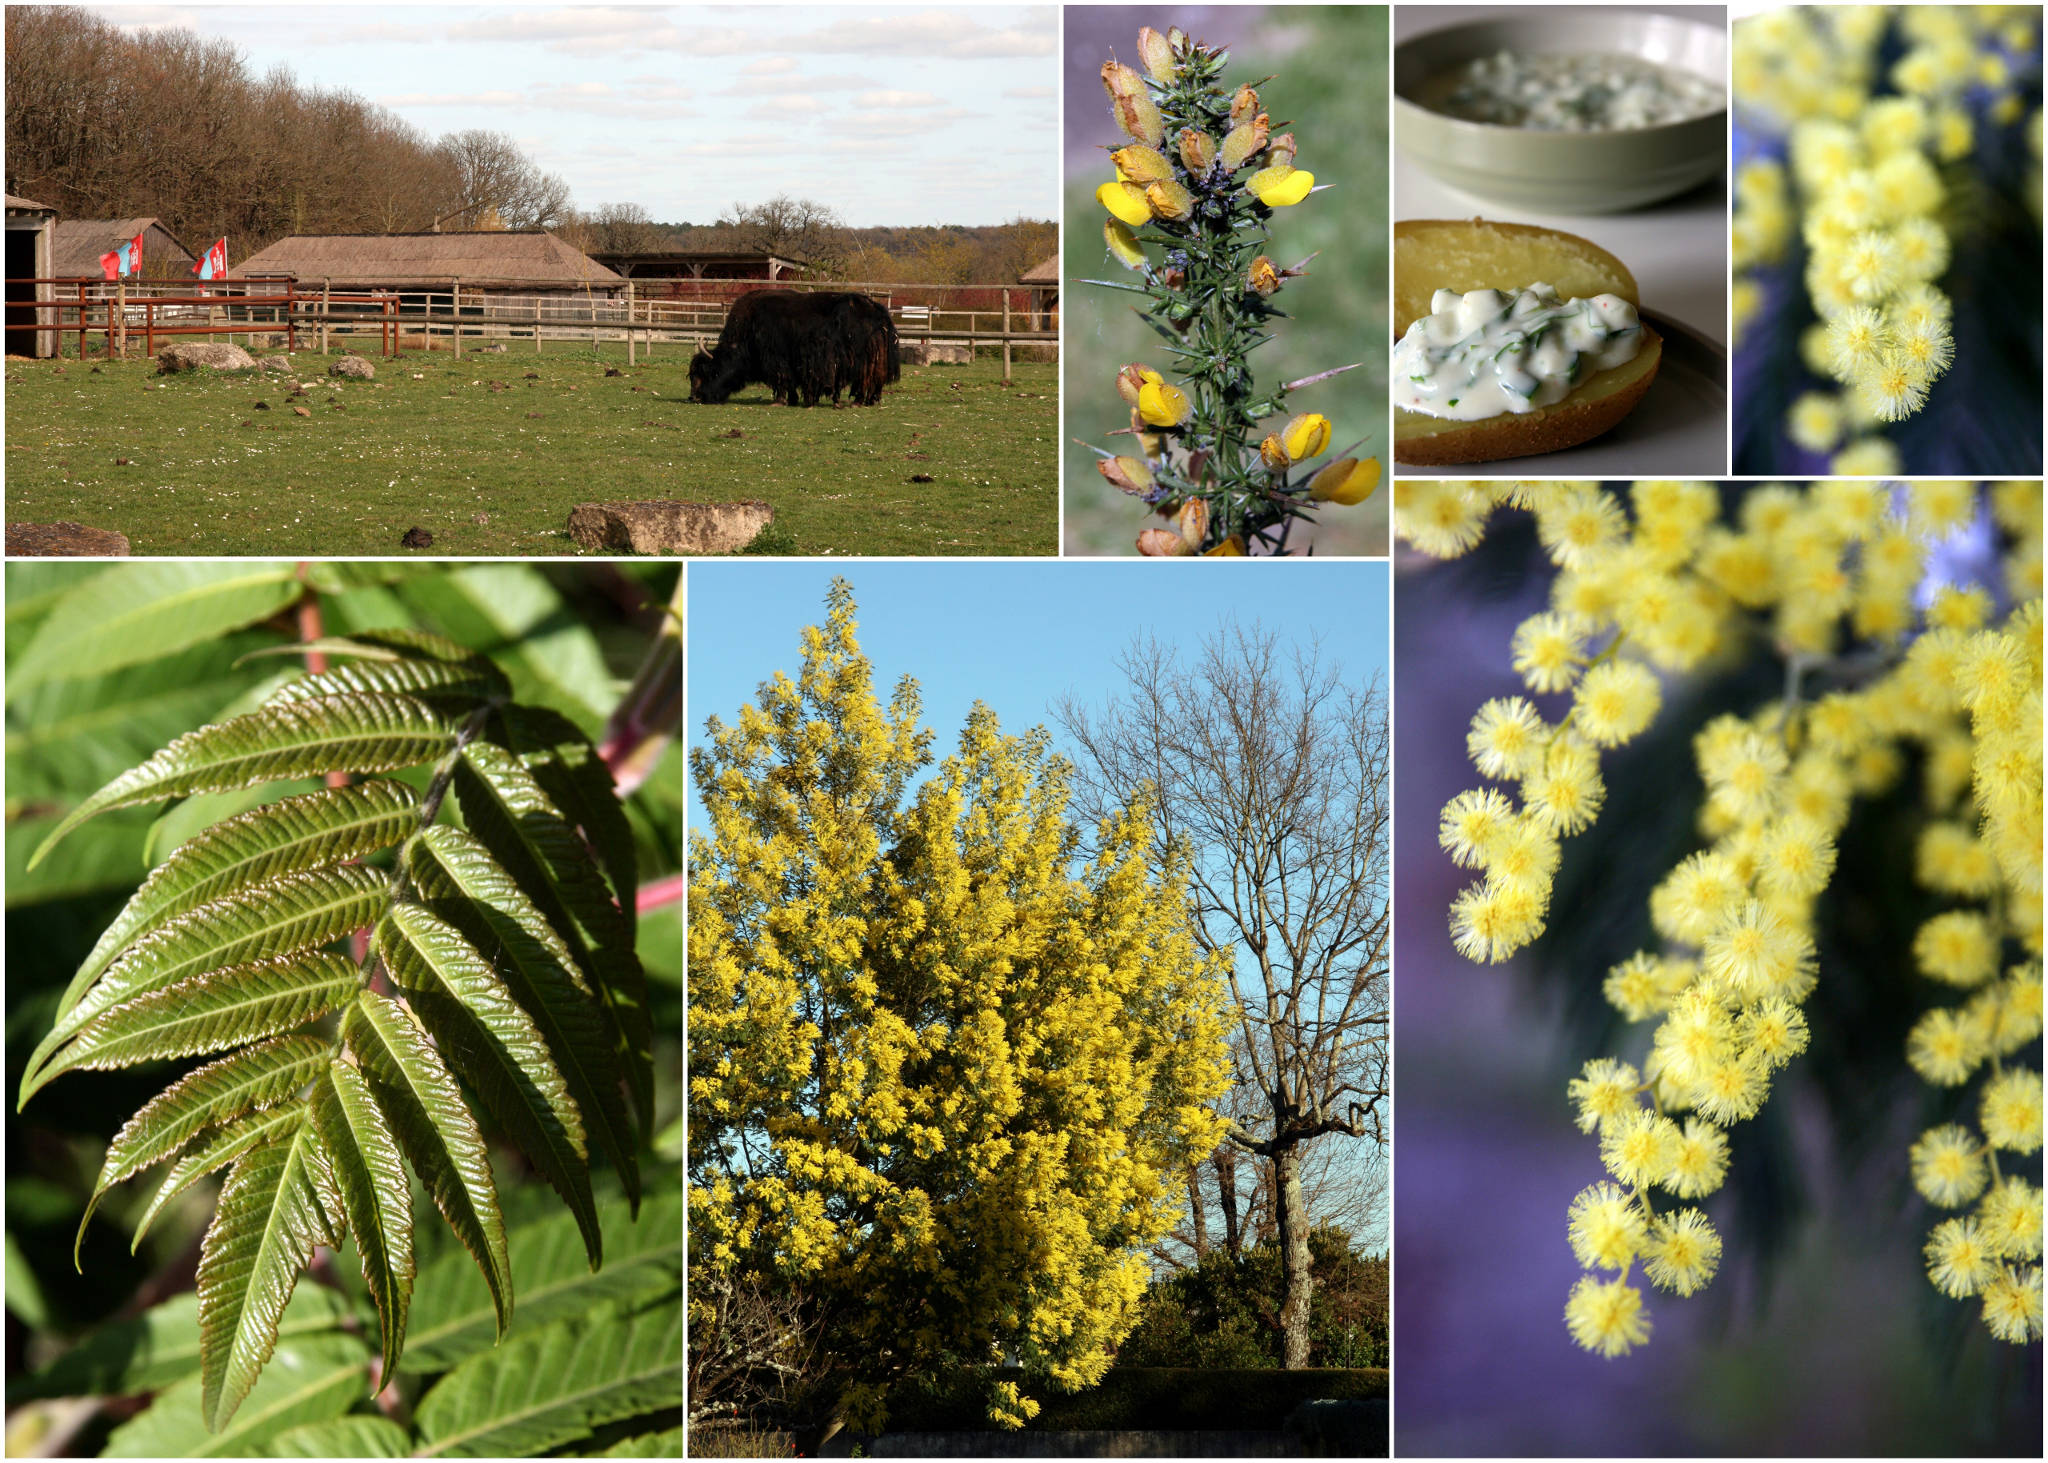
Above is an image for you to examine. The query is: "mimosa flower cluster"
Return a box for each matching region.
[1395,480,2044,1357]
[1087,24,1379,556]
[1730,6,2042,475]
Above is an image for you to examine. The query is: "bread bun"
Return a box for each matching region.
[1393,218,1662,466]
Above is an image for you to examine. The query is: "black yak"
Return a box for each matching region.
[688,290,901,408]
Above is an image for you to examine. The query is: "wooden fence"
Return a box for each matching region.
[4,276,1058,378]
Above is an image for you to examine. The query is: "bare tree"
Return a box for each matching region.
[1058,621,1390,1368]
[437,128,571,230]
[714,194,848,274]
[560,201,672,255]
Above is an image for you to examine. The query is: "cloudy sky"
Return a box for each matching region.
[86,4,1058,226]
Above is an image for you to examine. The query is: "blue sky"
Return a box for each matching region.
[87,4,1057,227]
[686,560,1390,826]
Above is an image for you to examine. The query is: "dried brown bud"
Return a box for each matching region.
[1112,144,1176,184]
[1178,128,1218,175]
[1137,527,1192,557]
[1247,256,1281,296]
[1231,84,1260,124]
[1097,454,1156,495]
[1102,60,1165,146]
[1267,132,1298,169]
[1137,26,1175,84]
[1177,497,1210,550]
[1220,115,1271,171]
[1144,178,1196,222]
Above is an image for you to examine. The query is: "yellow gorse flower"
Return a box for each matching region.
[1308,457,1381,506]
[1097,181,1152,228]
[1136,379,1192,427]
[1247,165,1315,207]
[1280,412,1331,461]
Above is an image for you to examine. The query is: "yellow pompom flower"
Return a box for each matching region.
[1568,1058,1642,1134]
[1466,696,1547,780]
[1523,737,1606,836]
[1914,910,2001,987]
[1924,1216,2000,1297]
[1980,1266,2044,1342]
[1510,612,1590,694]
[1735,996,1811,1070]
[1601,1108,1683,1188]
[1439,788,1517,869]
[1567,1181,1647,1270]
[1644,1209,1722,1296]
[1978,1178,2044,1260]
[1652,850,1747,945]
[1246,165,1315,207]
[1910,1123,1990,1207]
[1907,1006,1985,1086]
[1981,1067,2044,1153]
[1565,1275,1650,1358]
[1702,899,1816,1000]
[1572,660,1662,747]
[1662,1117,1732,1199]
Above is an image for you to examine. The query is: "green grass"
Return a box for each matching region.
[4,343,1057,556]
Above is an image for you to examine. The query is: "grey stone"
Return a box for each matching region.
[903,342,973,366]
[157,341,255,373]
[329,354,376,380]
[260,356,294,374]
[568,499,771,555]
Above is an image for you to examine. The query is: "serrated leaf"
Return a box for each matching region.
[454,741,653,1141]
[308,1060,415,1383]
[47,951,359,1079]
[196,1120,342,1432]
[105,1331,368,1458]
[499,706,639,939]
[342,991,512,1344]
[408,824,639,1208]
[92,1036,330,1207]
[261,631,510,709]
[412,1297,682,1457]
[299,561,428,594]
[9,561,301,693]
[268,1413,411,1457]
[375,902,600,1268]
[132,1106,312,1253]
[24,864,388,1101]
[30,691,460,868]
[54,780,419,1027]
[402,1186,681,1372]
[6,1285,355,1406]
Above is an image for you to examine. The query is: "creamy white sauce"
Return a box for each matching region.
[1393,284,1643,421]
[1428,50,1722,131]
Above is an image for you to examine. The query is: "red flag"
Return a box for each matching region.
[100,249,121,280]
[193,237,227,280]
[127,229,145,274]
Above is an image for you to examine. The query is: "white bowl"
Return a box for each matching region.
[1395,9,1728,214]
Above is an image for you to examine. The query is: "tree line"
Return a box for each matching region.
[4,7,1053,286]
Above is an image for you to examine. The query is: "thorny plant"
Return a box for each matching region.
[1396,481,2043,1357]
[1083,24,1380,557]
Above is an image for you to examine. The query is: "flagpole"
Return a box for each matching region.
[115,275,125,360]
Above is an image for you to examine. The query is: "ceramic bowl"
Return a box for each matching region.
[1395,9,1728,214]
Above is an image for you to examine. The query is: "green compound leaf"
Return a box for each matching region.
[9,560,302,694]
[376,901,599,1269]
[260,629,511,710]
[402,1184,681,1372]
[6,1285,355,1405]
[195,1119,341,1433]
[342,990,513,1344]
[52,780,419,1029]
[23,864,388,1102]
[104,1330,369,1458]
[90,1035,332,1218]
[454,740,653,1144]
[587,1425,686,1457]
[29,691,461,869]
[412,1297,682,1457]
[499,705,640,938]
[267,1413,411,1457]
[308,1060,415,1385]
[46,951,359,1080]
[131,1106,312,1253]
[408,823,639,1209]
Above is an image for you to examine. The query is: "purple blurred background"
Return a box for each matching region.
[1392,512,2041,1456]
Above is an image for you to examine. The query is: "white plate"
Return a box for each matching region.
[1394,310,1727,478]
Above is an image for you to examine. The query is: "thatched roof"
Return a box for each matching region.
[230,230,624,288]
[6,193,57,214]
[1019,254,1059,284]
[52,218,197,276]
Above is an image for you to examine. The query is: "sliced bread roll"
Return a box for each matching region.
[1393,218,1662,466]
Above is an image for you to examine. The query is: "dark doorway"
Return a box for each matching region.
[7,228,43,356]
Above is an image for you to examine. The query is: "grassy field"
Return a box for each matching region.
[3,342,1057,556]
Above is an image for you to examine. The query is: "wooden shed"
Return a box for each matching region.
[1020,253,1058,331]
[228,230,623,294]
[51,217,197,280]
[6,194,57,358]
[589,249,806,283]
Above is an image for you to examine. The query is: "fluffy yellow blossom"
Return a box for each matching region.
[1925,1216,2000,1297]
[1467,696,1547,779]
[1910,1123,1990,1206]
[1565,1275,1650,1357]
[1511,612,1591,694]
[1568,1181,1648,1270]
[1644,1209,1722,1296]
[1568,1058,1642,1134]
[1601,1108,1683,1188]
[1573,660,1662,747]
[1980,1266,2044,1342]
[1981,1067,2044,1153]
[1978,1178,2044,1261]
[1662,1117,1732,1199]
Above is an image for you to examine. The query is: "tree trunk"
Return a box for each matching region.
[1274,1144,1313,1369]
[1216,1147,1242,1257]
[1187,1165,1209,1259]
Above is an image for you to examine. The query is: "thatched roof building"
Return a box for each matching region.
[588,249,806,282]
[1019,253,1059,329]
[51,218,197,279]
[229,231,623,293]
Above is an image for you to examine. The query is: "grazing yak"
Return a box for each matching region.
[688,290,901,407]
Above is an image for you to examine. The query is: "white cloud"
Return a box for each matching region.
[715,71,876,98]
[855,90,940,109]
[741,56,799,76]
[1002,86,1053,101]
